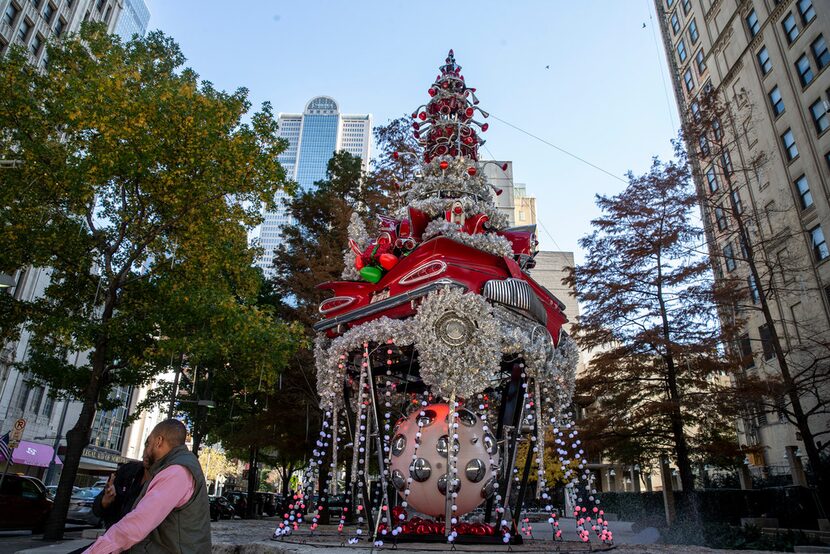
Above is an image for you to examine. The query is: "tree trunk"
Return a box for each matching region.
[43,294,114,541]
[246,445,258,519]
[656,251,696,493]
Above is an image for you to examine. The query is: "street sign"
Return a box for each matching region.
[10,418,26,449]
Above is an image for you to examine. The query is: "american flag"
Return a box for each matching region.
[0,432,12,462]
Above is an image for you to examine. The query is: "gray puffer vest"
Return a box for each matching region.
[128,445,212,554]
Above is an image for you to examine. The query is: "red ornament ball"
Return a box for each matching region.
[439,161,449,170]
[467,167,477,176]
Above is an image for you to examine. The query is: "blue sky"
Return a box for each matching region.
[144,1,681,261]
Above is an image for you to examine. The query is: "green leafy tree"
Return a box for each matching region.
[0,25,294,538]
[566,154,744,493]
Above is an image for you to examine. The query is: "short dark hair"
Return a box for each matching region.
[153,419,187,446]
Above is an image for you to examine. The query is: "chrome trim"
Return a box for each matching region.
[398,260,448,286]
[313,278,465,332]
[318,296,356,314]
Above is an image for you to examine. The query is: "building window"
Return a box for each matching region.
[769,85,785,116]
[54,17,65,37]
[731,190,744,214]
[797,0,816,25]
[715,205,728,230]
[29,386,44,413]
[696,49,706,74]
[42,395,54,418]
[811,35,829,70]
[699,133,709,156]
[3,3,18,26]
[796,54,814,86]
[724,243,737,272]
[671,12,680,34]
[810,98,829,133]
[759,324,775,360]
[748,275,761,304]
[782,12,799,44]
[811,225,829,261]
[794,174,813,209]
[757,46,772,75]
[43,2,55,22]
[781,129,798,161]
[677,39,688,63]
[689,19,699,44]
[682,0,691,14]
[684,67,695,91]
[746,10,760,37]
[739,333,755,369]
[30,33,42,55]
[17,18,31,43]
[712,117,723,140]
[706,165,719,192]
[721,150,733,176]
[691,101,701,120]
[96,0,105,11]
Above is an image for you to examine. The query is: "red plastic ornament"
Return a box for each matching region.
[501,163,508,171]
[465,107,474,117]
[467,167,477,176]
[439,160,449,170]
[379,253,398,270]
[392,152,399,159]
[428,88,437,97]
[418,112,427,121]
[481,123,489,132]
[453,205,463,215]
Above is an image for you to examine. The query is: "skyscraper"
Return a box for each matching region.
[655,0,829,482]
[257,96,371,276]
[113,0,149,41]
[1,0,122,67]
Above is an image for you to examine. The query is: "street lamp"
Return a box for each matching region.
[0,273,16,288]
[179,399,216,409]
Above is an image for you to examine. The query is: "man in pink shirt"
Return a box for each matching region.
[84,419,212,554]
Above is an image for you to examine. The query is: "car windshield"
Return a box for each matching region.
[72,488,99,499]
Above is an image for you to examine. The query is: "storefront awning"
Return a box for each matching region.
[0,440,62,468]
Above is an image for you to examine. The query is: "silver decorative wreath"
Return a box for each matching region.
[413,286,502,398]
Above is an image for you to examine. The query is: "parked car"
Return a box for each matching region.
[209,496,235,521]
[224,491,248,517]
[45,485,81,498]
[0,475,53,532]
[92,479,108,489]
[256,492,279,517]
[67,487,103,527]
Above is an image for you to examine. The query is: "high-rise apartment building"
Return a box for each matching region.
[113,0,149,41]
[0,0,143,485]
[1,0,122,66]
[655,0,830,481]
[257,96,372,276]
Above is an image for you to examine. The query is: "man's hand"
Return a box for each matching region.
[101,474,116,509]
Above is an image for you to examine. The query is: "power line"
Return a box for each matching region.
[647,0,679,134]
[487,114,628,184]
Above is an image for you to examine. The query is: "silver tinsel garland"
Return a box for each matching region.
[341,212,371,281]
[421,220,515,258]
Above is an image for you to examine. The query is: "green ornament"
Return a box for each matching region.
[360,266,383,283]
